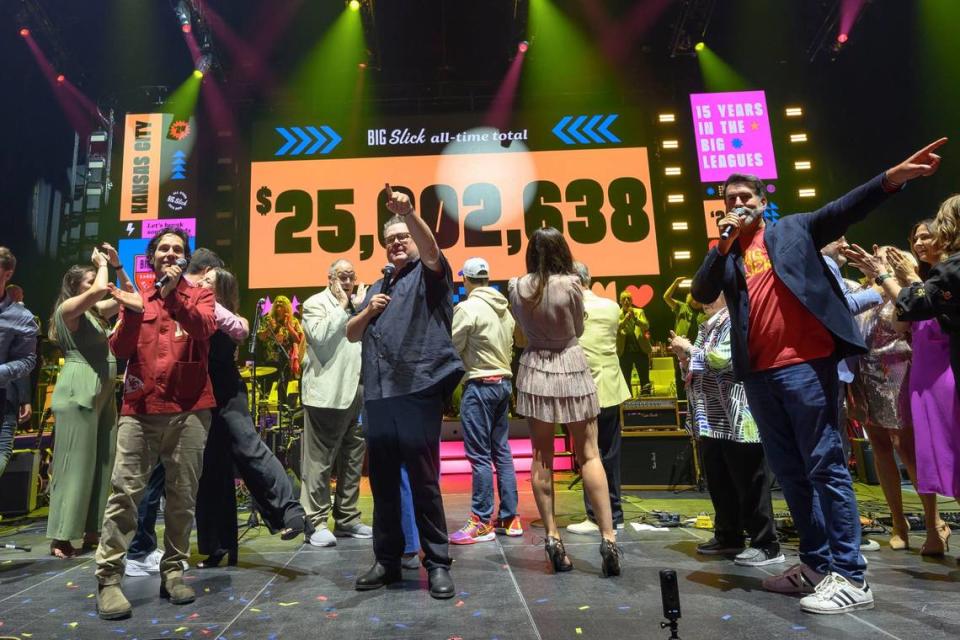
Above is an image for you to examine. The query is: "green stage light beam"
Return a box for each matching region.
[918,0,960,126]
[695,44,752,93]
[287,6,367,120]
[162,71,203,121]
[523,0,620,106]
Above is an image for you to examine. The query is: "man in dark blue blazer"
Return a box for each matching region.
[692,138,946,615]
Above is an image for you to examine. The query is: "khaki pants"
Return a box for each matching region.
[95,411,211,585]
[299,387,365,530]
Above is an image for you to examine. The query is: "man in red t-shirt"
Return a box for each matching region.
[692,139,946,615]
[95,227,217,620]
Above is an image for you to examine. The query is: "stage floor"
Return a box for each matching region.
[1,474,958,640]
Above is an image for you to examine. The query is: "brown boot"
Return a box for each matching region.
[96,583,132,620]
[160,575,196,605]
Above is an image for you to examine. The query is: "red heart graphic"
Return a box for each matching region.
[624,284,654,308]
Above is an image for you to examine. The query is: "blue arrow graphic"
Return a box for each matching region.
[597,114,620,143]
[320,125,341,154]
[552,116,575,145]
[290,127,312,155]
[275,127,297,156]
[305,126,327,155]
[567,115,591,144]
[582,115,605,143]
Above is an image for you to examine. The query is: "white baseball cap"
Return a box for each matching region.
[458,257,490,278]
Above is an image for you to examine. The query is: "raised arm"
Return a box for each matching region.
[59,248,111,327]
[385,183,441,273]
[663,276,683,312]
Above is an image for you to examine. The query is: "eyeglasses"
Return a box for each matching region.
[384,232,412,245]
[335,272,357,282]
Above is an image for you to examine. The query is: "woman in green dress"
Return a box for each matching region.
[47,245,140,558]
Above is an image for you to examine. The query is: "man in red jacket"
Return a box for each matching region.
[95,227,217,620]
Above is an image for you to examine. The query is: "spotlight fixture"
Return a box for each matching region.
[672,250,691,260]
[661,139,679,150]
[195,53,213,77]
[658,113,676,123]
[694,41,705,52]
[667,194,685,204]
[56,74,65,84]
[348,0,361,10]
[19,27,30,37]
[794,161,812,171]
[798,188,817,198]
[784,107,803,117]
[664,166,682,176]
[174,0,192,33]
[789,133,808,143]
[837,33,849,44]
[518,40,529,53]
[671,222,689,231]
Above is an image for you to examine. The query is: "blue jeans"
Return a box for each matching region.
[459,379,517,521]
[399,464,419,554]
[744,358,865,583]
[127,464,165,558]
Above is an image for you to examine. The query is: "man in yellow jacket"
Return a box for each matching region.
[617,291,651,395]
[568,263,633,534]
[449,258,522,544]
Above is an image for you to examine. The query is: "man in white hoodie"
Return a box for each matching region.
[448,258,521,544]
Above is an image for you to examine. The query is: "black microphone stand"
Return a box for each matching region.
[242,299,265,533]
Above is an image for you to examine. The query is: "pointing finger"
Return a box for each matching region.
[385,183,394,197]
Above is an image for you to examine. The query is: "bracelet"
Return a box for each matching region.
[112,263,123,270]
[874,272,893,286]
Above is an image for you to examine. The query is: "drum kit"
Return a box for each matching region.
[238,364,303,476]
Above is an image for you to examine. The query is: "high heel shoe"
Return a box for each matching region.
[545,536,573,573]
[196,548,238,569]
[920,522,951,557]
[889,518,910,551]
[600,538,622,577]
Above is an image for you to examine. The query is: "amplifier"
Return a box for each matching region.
[621,397,679,429]
[0,449,40,516]
[620,431,698,490]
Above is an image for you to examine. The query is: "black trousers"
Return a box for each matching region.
[365,382,451,571]
[699,437,777,549]
[619,350,649,389]
[582,405,623,525]
[195,388,305,555]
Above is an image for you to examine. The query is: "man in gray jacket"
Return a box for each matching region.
[299,259,372,546]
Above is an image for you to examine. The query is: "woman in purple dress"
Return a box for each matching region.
[845,219,955,556]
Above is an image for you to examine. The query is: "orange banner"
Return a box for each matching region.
[702,198,726,240]
[249,147,659,288]
[120,113,163,221]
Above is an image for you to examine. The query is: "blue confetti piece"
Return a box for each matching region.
[49,608,58,613]
[268,635,278,640]
[175,613,186,620]
[396,623,409,629]
[458,591,470,597]
[257,615,272,620]
[472,610,483,617]
[535,598,549,604]
[721,614,732,621]
[151,619,159,624]
[370,616,381,623]
[792,625,807,631]
[21,598,32,603]
[229,596,236,601]
[618,606,631,611]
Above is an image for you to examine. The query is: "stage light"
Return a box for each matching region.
[667,194,685,204]
[174,1,192,32]
[837,33,849,44]
[798,188,817,198]
[518,40,529,53]
[785,106,803,117]
[19,27,30,37]
[358,62,367,69]
[348,0,361,10]
[678,279,693,289]
[661,139,679,150]
[672,250,691,260]
[794,160,812,170]
[658,113,676,123]
[664,166,682,176]
[694,41,705,52]
[56,74,65,84]
[671,222,689,231]
[789,133,808,143]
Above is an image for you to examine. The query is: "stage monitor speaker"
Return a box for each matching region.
[621,431,697,490]
[0,449,40,516]
[622,397,679,429]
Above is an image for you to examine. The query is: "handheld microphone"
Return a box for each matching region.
[380,264,396,296]
[720,206,748,241]
[154,257,189,289]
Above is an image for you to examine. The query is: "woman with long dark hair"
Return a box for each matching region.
[194,267,310,567]
[508,227,620,576]
[46,246,139,558]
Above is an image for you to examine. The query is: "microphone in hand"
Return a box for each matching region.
[720,207,747,241]
[381,264,396,296]
[154,257,189,289]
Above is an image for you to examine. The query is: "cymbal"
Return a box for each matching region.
[240,366,278,378]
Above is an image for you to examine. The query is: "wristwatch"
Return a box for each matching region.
[874,272,893,285]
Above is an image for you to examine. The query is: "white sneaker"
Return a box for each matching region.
[762,563,826,594]
[334,522,373,539]
[860,538,880,552]
[566,520,624,535]
[734,547,786,567]
[307,526,337,547]
[799,572,875,614]
[125,548,162,577]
